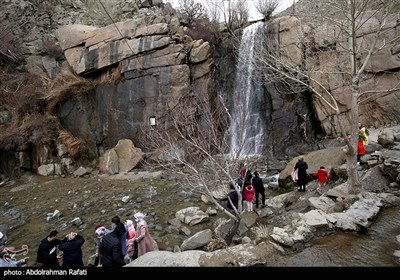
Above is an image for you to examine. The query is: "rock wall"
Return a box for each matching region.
[275,14,400,137]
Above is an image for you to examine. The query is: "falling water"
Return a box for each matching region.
[229,21,266,159]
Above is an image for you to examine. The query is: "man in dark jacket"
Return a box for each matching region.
[252,171,266,208]
[99,219,125,267]
[35,230,61,268]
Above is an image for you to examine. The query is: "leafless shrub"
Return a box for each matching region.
[0,67,49,125]
[0,21,24,66]
[42,37,64,61]
[185,17,223,46]
[0,115,60,152]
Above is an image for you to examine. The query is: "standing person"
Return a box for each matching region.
[132,212,154,259]
[312,166,330,188]
[294,156,308,192]
[252,171,266,208]
[226,184,239,210]
[93,225,110,266]
[111,216,127,259]
[238,162,247,180]
[357,136,366,165]
[99,219,125,267]
[125,220,136,262]
[58,232,85,268]
[243,184,255,212]
[35,230,62,268]
[241,169,253,200]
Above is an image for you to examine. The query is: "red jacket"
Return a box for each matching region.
[357,139,366,155]
[313,169,329,183]
[244,185,255,202]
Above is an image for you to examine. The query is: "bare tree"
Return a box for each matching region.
[176,0,207,25]
[255,0,400,194]
[204,0,221,23]
[139,77,256,244]
[254,0,279,20]
[204,0,249,35]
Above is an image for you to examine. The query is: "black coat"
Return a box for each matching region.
[36,237,61,268]
[294,160,308,185]
[99,232,125,267]
[58,235,85,268]
[227,190,239,210]
[252,176,265,193]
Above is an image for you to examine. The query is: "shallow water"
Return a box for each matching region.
[272,207,400,267]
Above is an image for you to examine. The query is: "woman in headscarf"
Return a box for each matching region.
[58,232,85,268]
[294,156,309,192]
[132,213,154,259]
[125,220,136,262]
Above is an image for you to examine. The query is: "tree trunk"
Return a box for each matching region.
[225,218,240,245]
[347,76,362,194]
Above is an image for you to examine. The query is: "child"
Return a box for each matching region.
[313,166,329,188]
[243,184,255,212]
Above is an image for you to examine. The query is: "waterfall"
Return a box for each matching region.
[229,21,266,159]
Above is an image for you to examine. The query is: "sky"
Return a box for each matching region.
[165,0,298,21]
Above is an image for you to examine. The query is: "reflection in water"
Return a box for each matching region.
[274,207,400,266]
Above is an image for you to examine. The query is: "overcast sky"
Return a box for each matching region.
[165,0,298,21]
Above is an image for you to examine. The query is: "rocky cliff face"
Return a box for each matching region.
[53,15,213,155]
[276,3,400,135]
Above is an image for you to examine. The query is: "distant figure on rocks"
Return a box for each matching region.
[252,171,265,208]
[132,212,154,258]
[243,184,255,212]
[239,163,247,180]
[357,136,366,165]
[227,182,240,211]
[359,123,369,146]
[312,166,329,188]
[294,156,308,192]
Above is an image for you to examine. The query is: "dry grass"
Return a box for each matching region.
[58,130,88,159]
[0,114,60,152]
[47,68,96,113]
[252,222,270,242]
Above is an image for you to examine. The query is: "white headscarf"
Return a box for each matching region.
[95,226,109,238]
[126,220,133,227]
[66,232,77,241]
[134,212,145,222]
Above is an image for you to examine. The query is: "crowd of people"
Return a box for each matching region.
[0,212,155,268]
